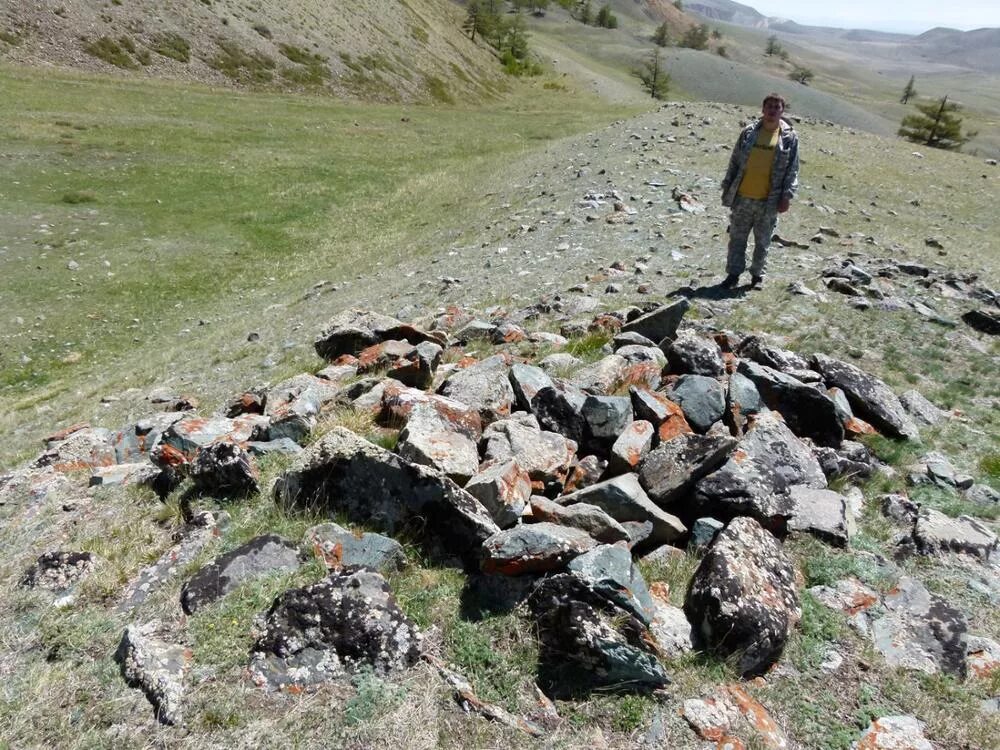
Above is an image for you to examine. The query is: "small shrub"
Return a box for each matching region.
[152,32,191,62]
[83,36,138,69]
[424,75,454,104]
[980,452,1000,482]
[209,40,275,83]
[0,29,21,46]
[252,23,272,39]
[278,43,326,66]
[410,25,429,43]
[344,667,406,726]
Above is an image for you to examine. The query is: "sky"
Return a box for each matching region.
[744,0,1000,34]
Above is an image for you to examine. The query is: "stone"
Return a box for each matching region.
[620,299,690,344]
[638,433,737,507]
[314,309,443,360]
[581,394,634,451]
[967,635,1000,680]
[566,543,658,625]
[116,622,190,725]
[962,308,1000,336]
[537,352,583,373]
[808,577,882,635]
[689,517,724,550]
[608,420,654,475]
[681,684,789,749]
[726,372,764,434]
[881,493,919,524]
[573,354,628,395]
[33,426,117,473]
[465,459,533,529]
[509,363,554,412]
[246,438,303,457]
[20,551,97,603]
[787,486,854,546]
[529,496,630,544]
[380,382,482,440]
[685,517,800,676]
[666,374,726,433]
[356,339,441,389]
[920,451,975,490]
[693,452,796,530]
[250,569,422,690]
[119,512,228,612]
[482,413,577,490]
[667,330,725,376]
[738,334,810,373]
[481,522,598,575]
[111,412,188,464]
[615,343,667,370]
[629,386,692,443]
[530,573,670,694]
[265,374,339,442]
[899,390,947,426]
[159,415,259,460]
[559,473,686,546]
[913,508,997,560]
[811,353,919,440]
[273,427,498,568]
[965,483,1000,506]
[530,383,587,444]
[190,441,259,496]
[180,534,300,615]
[815,441,878,482]
[855,716,932,750]
[873,576,968,677]
[738,360,844,447]
[437,353,515,424]
[647,583,693,657]
[396,402,480,483]
[89,462,160,488]
[302,522,407,573]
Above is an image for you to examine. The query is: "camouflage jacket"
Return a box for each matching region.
[721,118,799,210]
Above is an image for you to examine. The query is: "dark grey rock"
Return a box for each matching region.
[250,569,422,689]
[666,375,725,433]
[913,508,997,560]
[181,534,300,615]
[737,360,844,447]
[900,390,947,426]
[566,544,657,625]
[739,412,827,491]
[396,402,480,483]
[787,486,854,547]
[190,441,259,496]
[581,394,634,450]
[684,517,800,677]
[881,493,919,524]
[965,484,1000,506]
[530,573,670,694]
[620,299,689,344]
[811,353,919,440]
[689,517,724,550]
[481,413,576,489]
[529,496,630,544]
[314,309,444,360]
[737,334,810,373]
[509,363,555,413]
[437,354,515,425]
[962,309,1000,336]
[530,383,587,445]
[638,433,737,507]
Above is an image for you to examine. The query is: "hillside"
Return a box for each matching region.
[0,0,506,103]
[1,63,998,747]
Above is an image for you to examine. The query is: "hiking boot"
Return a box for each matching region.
[750,275,764,290]
[721,274,740,289]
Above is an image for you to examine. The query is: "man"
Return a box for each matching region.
[720,93,799,290]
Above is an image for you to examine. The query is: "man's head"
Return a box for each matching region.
[761,93,786,128]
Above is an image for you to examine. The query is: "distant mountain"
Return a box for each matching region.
[910,26,1000,73]
[0,0,505,103]
[684,0,767,27]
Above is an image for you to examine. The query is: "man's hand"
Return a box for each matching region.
[778,197,791,214]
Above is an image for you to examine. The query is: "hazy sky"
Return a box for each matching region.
[745,0,1000,34]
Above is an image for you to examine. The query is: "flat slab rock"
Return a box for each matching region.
[302,522,407,573]
[250,569,422,691]
[913,508,997,561]
[481,522,598,575]
[180,534,300,615]
[855,715,933,750]
[682,683,789,749]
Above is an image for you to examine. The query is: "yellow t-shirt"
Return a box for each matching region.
[737,126,780,200]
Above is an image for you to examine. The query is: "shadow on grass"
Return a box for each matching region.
[667,281,754,301]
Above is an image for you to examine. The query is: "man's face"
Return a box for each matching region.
[762,98,784,127]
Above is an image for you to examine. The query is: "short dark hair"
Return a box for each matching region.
[762,93,787,109]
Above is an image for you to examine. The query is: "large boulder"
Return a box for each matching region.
[465,459,533,528]
[396,402,480,483]
[250,569,422,690]
[180,534,300,615]
[739,412,827,490]
[116,622,190,725]
[531,382,587,444]
[667,330,725,377]
[684,517,801,676]
[273,427,498,568]
[787,486,854,547]
[528,496,630,544]
[481,413,577,491]
[912,508,997,561]
[620,299,689,344]
[189,441,259,496]
[566,544,657,625]
[666,375,726,433]
[811,353,919,440]
[379,382,482,439]
[630,386,692,443]
[481,523,598,575]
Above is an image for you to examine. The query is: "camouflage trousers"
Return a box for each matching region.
[726,196,778,277]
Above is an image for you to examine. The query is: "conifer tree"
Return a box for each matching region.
[635,47,670,99]
[898,95,969,151]
[900,75,917,105]
[653,21,670,47]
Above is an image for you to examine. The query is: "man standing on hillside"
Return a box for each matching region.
[720,93,799,290]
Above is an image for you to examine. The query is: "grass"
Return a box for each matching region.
[0,64,627,470]
[151,33,191,63]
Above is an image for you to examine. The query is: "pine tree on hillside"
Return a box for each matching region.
[898,95,969,151]
[766,35,782,56]
[900,75,917,105]
[653,21,670,47]
[635,47,670,99]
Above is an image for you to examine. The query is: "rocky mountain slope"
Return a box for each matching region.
[0,0,505,102]
[1,95,998,747]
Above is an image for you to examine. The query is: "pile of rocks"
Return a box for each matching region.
[6,301,998,739]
